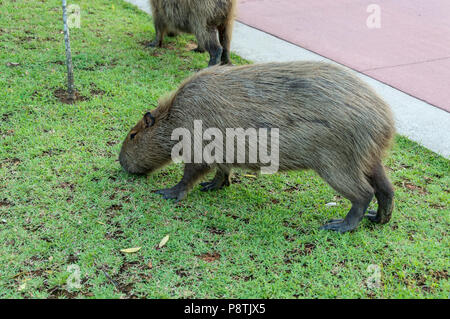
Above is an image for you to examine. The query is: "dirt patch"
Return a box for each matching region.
[90,83,106,97]
[283,220,299,229]
[226,213,249,224]
[284,243,316,264]
[2,112,12,121]
[233,274,254,282]
[284,184,303,192]
[429,202,446,210]
[395,179,428,195]
[431,270,448,281]
[58,182,75,191]
[284,234,296,242]
[271,198,280,204]
[207,226,225,235]
[106,204,123,213]
[197,252,221,262]
[176,268,189,277]
[0,199,14,208]
[54,88,89,104]
[42,148,63,156]
[0,157,21,169]
[80,59,117,71]
[67,254,79,263]
[105,228,124,240]
[47,287,79,299]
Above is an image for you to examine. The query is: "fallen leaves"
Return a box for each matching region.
[6,62,20,67]
[157,235,170,249]
[120,247,141,254]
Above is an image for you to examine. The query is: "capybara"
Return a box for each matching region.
[147,0,236,66]
[119,62,395,233]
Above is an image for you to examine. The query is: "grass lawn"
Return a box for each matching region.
[0,0,449,299]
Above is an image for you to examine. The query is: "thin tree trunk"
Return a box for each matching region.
[62,0,75,101]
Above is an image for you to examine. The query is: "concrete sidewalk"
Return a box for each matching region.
[124,0,450,158]
[237,0,450,113]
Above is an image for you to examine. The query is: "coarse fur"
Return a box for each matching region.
[119,61,396,233]
[148,0,236,66]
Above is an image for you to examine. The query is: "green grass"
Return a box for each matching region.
[0,0,449,299]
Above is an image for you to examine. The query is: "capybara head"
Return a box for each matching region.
[119,111,171,175]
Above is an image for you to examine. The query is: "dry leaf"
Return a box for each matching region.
[244,174,256,178]
[120,247,141,253]
[18,279,30,291]
[158,235,170,249]
[147,261,153,269]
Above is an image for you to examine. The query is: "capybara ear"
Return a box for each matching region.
[144,112,156,128]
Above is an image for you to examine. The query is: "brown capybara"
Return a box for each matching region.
[119,61,395,233]
[147,0,236,66]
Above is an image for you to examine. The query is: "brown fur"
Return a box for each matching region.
[119,61,396,233]
[148,0,236,66]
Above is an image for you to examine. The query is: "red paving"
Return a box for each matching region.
[237,0,450,112]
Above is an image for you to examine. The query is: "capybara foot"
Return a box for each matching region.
[155,185,187,201]
[365,210,381,223]
[320,219,357,233]
[146,40,160,48]
[191,46,205,53]
[200,179,229,192]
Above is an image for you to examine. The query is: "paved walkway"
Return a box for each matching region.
[124,0,450,158]
[237,0,450,113]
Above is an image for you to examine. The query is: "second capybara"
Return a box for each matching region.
[119,61,395,233]
[147,0,236,66]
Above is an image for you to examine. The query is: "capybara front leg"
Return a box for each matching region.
[155,164,211,201]
[197,28,223,66]
[365,162,395,224]
[200,166,231,191]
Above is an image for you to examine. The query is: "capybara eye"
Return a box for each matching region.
[130,132,137,140]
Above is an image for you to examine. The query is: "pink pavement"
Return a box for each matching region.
[237,0,450,112]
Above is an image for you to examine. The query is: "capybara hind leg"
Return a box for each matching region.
[155,164,210,201]
[366,163,394,224]
[218,24,231,64]
[192,46,205,53]
[196,28,223,66]
[200,166,231,191]
[148,18,166,47]
[318,168,374,233]
[320,196,372,233]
